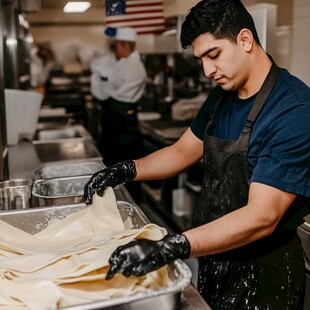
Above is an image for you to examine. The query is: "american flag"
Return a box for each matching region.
[105,0,165,35]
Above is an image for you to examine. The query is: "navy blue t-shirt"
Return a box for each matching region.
[191,68,310,199]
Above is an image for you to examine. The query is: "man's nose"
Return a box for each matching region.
[203,60,216,78]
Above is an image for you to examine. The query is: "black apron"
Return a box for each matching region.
[193,64,305,309]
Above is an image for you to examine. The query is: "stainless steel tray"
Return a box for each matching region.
[34,161,104,180]
[33,125,93,144]
[0,200,192,310]
[32,175,91,207]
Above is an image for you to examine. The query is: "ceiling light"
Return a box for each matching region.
[63,2,91,13]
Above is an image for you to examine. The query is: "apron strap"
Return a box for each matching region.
[206,64,279,134]
[206,89,231,132]
[244,64,279,131]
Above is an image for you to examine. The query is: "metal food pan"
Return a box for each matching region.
[0,179,34,210]
[0,201,192,310]
[34,161,104,180]
[33,125,93,144]
[32,175,91,207]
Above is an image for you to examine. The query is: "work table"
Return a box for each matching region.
[7,139,102,179]
[139,118,190,146]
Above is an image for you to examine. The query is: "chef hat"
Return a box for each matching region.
[105,27,137,42]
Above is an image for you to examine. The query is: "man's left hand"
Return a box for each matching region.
[106,234,191,279]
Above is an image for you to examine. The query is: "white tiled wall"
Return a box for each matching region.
[291,0,310,86]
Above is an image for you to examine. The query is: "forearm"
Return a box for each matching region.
[184,206,270,257]
[184,182,296,258]
[133,129,203,181]
[134,146,187,180]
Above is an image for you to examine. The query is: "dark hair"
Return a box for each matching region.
[180,0,260,48]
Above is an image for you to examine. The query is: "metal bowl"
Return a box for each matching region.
[0,179,34,210]
[34,161,104,180]
[32,175,91,207]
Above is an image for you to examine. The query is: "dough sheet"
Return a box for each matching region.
[0,187,171,309]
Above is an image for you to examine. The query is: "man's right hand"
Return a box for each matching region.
[84,160,137,205]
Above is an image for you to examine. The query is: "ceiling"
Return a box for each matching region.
[26,0,174,26]
[40,0,105,10]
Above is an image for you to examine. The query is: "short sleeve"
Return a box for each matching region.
[250,92,310,197]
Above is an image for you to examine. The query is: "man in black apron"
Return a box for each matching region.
[84,1,310,308]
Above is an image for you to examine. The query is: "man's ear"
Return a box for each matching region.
[237,28,254,52]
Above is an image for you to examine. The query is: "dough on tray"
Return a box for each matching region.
[0,187,171,309]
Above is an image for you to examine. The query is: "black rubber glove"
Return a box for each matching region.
[106,234,191,280]
[84,160,137,205]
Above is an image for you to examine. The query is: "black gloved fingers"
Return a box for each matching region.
[84,179,96,205]
[131,261,158,277]
[158,234,191,261]
[83,170,107,204]
[106,265,118,280]
[96,184,108,197]
[84,160,137,206]
[106,246,130,280]
[105,235,190,280]
[106,256,123,280]
[122,264,135,278]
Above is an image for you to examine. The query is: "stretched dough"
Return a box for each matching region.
[0,187,171,309]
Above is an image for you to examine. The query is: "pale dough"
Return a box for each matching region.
[0,187,171,309]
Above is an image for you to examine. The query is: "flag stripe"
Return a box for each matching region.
[105,22,164,28]
[126,0,163,5]
[126,9,163,14]
[106,12,164,21]
[127,2,163,8]
[106,19,164,27]
[105,0,165,34]
[106,20,164,27]
[106,16,164,23]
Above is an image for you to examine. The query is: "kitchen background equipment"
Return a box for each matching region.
[4,88,43,145]
[0,179,34,210]
[0,197,192,310]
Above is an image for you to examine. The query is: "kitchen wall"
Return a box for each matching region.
[26,0,309,85]
[291,0,310,85]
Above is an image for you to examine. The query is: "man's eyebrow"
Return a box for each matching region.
[195,47,218,59]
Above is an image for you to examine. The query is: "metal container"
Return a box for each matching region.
[35,161,104,180]
[0,179,34,210]
[0,201,192,310]
[33,125,93,144]
[32,175,91,207]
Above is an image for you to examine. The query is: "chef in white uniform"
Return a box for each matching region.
[90,27,147,202]
[90,27,146,103]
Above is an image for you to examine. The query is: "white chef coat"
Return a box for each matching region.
[90,51,146,103]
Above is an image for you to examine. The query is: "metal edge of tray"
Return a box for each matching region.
[62,259,192,310]
[31,182,133,207]
[34,161,104,180]
[31,175,92,198]
[0,200,192,310]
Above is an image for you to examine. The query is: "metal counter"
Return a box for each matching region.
[139,118,190,146]
[7,140,102,179]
